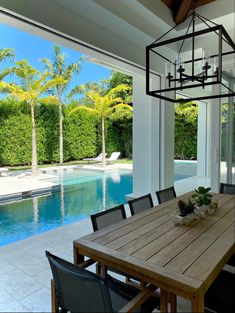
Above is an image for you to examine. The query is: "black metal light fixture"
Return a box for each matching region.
[146,11,235,103]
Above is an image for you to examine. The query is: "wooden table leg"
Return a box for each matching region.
[73,245,84,265]
[169,292,177,313]
[51,279,58,313]
[191,291,204,313]
[160,289,168,313]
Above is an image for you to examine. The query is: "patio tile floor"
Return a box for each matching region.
[0,212,193,312]
[0,218,92,312]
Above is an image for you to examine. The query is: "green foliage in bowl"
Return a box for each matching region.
[192,186,212,206]
[178,199,195,217]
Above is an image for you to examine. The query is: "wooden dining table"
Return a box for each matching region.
[73,192,235,312]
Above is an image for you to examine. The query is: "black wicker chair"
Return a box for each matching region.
[46,251,159,313]
[156,187,176,204]
[128,194,153,216]
[90,204,126,231]
[220,182,235,195]
[91,204,141,284]
[205,270,235,313]
[219,183,235,267]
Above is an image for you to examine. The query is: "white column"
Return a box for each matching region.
[160,98,175,189]
[132,73,175,199]
[132,73,160,197]
[208,86,221,192]
[197,102,208,176]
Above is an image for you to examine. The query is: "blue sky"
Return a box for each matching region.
[0,23,111,98]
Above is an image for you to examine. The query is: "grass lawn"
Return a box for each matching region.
[7,158,133,172]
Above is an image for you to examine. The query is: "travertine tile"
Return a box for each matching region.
[7,254,48,275]
[21,287,51,312]
[0,257,15,274]
[33,267,52,287]
[0,289,29,312]
[0,268,43,301]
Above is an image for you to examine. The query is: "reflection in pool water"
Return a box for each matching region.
[0,169,132,246]
[0,161,197,246]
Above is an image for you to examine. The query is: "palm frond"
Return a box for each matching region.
[108,84,130,97]
[107,103,133,120]
[40,58,54,73]
[40,76,66,95]
[69,105,99,116]
[0,48,15,62]
[15,60,37,81]
[0,68,15,81]
[39,96,59,105]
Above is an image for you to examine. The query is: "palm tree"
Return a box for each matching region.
[70,83,132,167]
[0,60,65,175]
[41,45,81,165]
[0,48,15,81]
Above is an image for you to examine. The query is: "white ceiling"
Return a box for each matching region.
[0,0,234,76]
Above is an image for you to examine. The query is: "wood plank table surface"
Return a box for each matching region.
[73,192,235,312]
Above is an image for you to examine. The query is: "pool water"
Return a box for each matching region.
[0,162,197,247]
[174,160,197,181]
[0,169,132,246]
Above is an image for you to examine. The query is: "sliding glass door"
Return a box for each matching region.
[220,76,235,184]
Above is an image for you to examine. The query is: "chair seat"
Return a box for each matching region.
[205,270,235,313]
[105,274,159,313]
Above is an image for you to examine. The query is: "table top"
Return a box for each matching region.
[74,192,235,299]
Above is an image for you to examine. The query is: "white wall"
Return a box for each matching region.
[132,73,175,198]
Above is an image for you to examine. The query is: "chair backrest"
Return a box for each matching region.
[90,204,126,231]
[220,183,235,195]
[46,251,113,313]
[108,152,120,161]
[96,152,103,158]
[128,194,153,216]
[95,152,107,160]
[156,186,176,204]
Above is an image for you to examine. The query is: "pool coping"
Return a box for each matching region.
[0,164,132,203]
[0,172,61,204]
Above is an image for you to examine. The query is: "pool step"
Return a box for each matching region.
[41,165,78,174]
[0,185,60,204]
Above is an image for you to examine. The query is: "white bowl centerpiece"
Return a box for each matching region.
[174,199,197,226]
[192,186,218,216]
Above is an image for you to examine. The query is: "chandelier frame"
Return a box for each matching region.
[146,11,235,103]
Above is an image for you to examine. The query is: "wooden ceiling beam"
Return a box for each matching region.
[193,0,216,8]
[175,0,193,25]
[161,0,217,25]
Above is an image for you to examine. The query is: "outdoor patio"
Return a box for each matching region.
[0,171,213,312]
[0,0,234,312]
[0,218,92,312]
[0,206,196,313]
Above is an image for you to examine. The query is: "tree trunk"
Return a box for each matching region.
[59,100,63,165]
[101,116,106,167]
[31,103,38,175]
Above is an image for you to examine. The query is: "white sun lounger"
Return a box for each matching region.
[83,153,107,163]
[107,152,121,163]
[0,168,8,177]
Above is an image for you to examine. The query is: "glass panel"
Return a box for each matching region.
[174,97,198,181]
[220,76,235,184]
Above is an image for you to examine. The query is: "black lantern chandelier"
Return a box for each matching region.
[146,11,235,103]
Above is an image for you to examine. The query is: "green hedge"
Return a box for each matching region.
[64,109,97,161]
[0,98,129,166]
[0,98,199,166]
[175,102,198,160]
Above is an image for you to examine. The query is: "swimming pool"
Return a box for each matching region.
[174,160,197,181]
[0,161,197,246]
[0,169,132,246]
